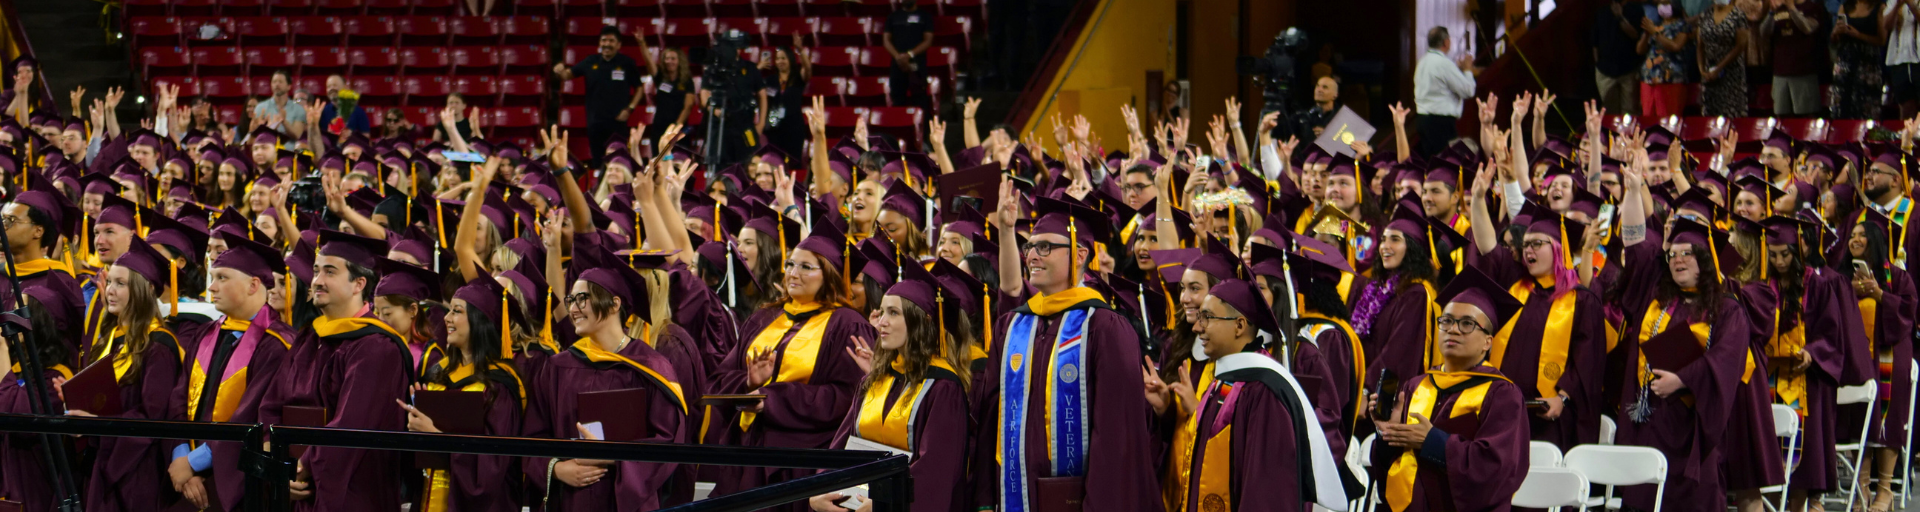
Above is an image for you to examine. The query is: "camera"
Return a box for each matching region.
[1237,28,1308,118]
[701,29,763,167]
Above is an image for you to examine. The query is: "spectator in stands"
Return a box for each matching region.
[1594,0,1645,116]
[634,31,695,158]
[318,75,370,136]
[382,109,427,144]
[1413,26,1476,157]
[187,96,231,141]
[1289,75,1344,141]
[253,70,306,139]
[1696,0,1751,117]
[433,93,481,144]
[760,36,813,166]
[1831,0,1888,119]
[555,26,645,165]
[1637,0,1692,118]
[1886,0,1920,117]
[884,0,935,111]
[1760,0,1825,116]
[465,0,493,16]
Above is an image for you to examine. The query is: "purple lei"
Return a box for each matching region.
[1351,278,1395,338]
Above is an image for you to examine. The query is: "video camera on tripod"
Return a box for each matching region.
[1237,28,1308,118]
[703,29,762,168]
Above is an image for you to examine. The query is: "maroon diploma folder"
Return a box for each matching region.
[64,359,121,416]
[411,390,487,469]
[282,405,328,458]
[1641,326,1705,373]
[1033,476,1085,512]
[577,388,650,442]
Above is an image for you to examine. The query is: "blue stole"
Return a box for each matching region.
[999,307,1094,512]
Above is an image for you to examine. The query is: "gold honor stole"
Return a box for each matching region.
[1769,309,1808,410]
[570,338,688,415]
[99,321,181,382]
[419,361,527,512]
[739,301,834,430]
[1409,280,1443,370]
[1186,382,1239,512]
[1635,299,1753,388]
[1299,311,1367,431]
[187,314,290,423]
[1161,360,1216,512]
[3,257,70,278]
[1492,279,1577,400]
[854,358,959,453]
[1385,370,1511,512]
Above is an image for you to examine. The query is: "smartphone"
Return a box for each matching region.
[1854,259,1874,277]
[443,151,486,163]
[1524,399,1549,412]
[1373,370,1399,421]
[1597,203,1616,232]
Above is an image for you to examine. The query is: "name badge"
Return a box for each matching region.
[611,69,626,81]
[907,15,919,23]
[660,83,674,93]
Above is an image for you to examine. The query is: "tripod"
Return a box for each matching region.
[0,198,82,511]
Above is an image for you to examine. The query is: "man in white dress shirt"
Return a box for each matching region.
[1413,27,1477,157]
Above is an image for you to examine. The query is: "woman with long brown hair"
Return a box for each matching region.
[399,276,525,512]
[70,236,186,511]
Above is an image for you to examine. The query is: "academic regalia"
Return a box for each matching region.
[294,314,413,512]
[1360,280,1438,387]
[667,264,739,372]
[1473,244,1607,448]
[708,302,872,507]
[1367,366,1531,512]
[82,328,186,512]
[1292,315,1358,456]
[1610,240,1753,512]
[1864,266,1915,447]
[1170,352,1354,512]
[0,258,83,354]
[0,364,70,512]
[1721,279,1785,492]
[521,337,689,511]
[1762,264,1861,493]
[828,359,970,512]
[417,361,525,512]
[173,304,292,512]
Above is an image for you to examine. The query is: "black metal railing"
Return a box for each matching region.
[0,413,912,512]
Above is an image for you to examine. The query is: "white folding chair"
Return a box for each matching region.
[1513,466,1591,511]
[1565,444,1668,512]
[1902,363,1918,509]
[1599,415,1617,445]
[1358,434,1378,512]
[1759,404,1802,512]
[1530,441,1564,468]
[1836,382,1878,512]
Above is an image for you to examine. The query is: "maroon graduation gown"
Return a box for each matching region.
[968,299,1165,512]
[1366,366,1532,512]
[708,305,871,509]
[1721,281,1784,491]
[1775,267,1863,492]
[1610,243,1752,512]
[1869,267,1917,447]
[0,366,68,512]
[649,324,710,508]
[0,262,84,355]
[174,310,293,512]
[84,332,186,512]
[826,368,970,512]
[1293,329,1355,456]
[520,337,689,511]
[669,266,740,372]
[1181,377,1306,512]
[1471,247,1607,448]
[293,322,415,512]
[1362,279,1438,389]
[437,371,525,512]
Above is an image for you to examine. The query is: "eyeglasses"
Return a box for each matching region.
[783,261,822,274]
[1121,183,1153,193]
[563,293,593,309]
[1435,316,1490,335]
[1522,239,1553,250]
[0,215,19,228]
[1022,241,1073,257]
[1666,250,1696,261]
[1198,311,1242,325]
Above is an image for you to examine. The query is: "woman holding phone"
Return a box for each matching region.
[1844,209,1915,512]
[398,276,526,512]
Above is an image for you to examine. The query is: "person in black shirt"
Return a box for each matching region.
[1284,75,1344,144]
[884,0,935,111]
[1593,0,1644,115]
[634,30,697,159]
[760,34,814,168]
[553,25,644,164]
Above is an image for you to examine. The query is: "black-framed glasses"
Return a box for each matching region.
[1665,250,1696,261]
[563,293,593,308]
[1522,239,1553,250]
[1198,311,1242,325]
[1435,316,1490,335]
[1021,241,1073,257]
[1121,183,1153,193]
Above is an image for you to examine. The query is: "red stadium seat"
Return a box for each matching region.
[314,0,362,16]
[490,106,543,140]
[807,76,846,104]
[498,75,546,107]
[932,16,969,48]
[559,106,587,128]
[924,46,957,81]
[174,0,220,17]
[347,46,400,75]
[658,18,713,49]
[244,46,298,76]
[402,76,452,105]
[820,106,863,138]
[560,0,604,17]
[763,17,815,45]
[560,77,584,106]
[713,17,763,43]
[802,0,845,17]
[810,46,857,77]
[612,0,663,17]
[842,76,888,106]
[284,16,341,46]
[230,16,289,46]
[1827,119,1879,143]
[500,17,549,45]
[411,0,458,15]
[630,104,657,127]
[622,18,667,42]
[214,104,246,125]
[1678,116,1728,142]
[844,0,890,17]
[451,77,500,107]
[140,46,193,78]
[351,76,404,106]
[397,105,435,126]
[756,0,803,17]
[449,46,502,76]
[391,16,449,46]
[662,0,709,18]
[125,0,169,18]
[340,16,394,46]
[363,0,411,14]
[247,75,273,96]
[199,76,251,102]
[710,0,755,18]
[178,16,234,46]
[939,0,984,20]
[398,47,452,76]
[296,46,349,77]
[293,74,326,95]
[191,46,246,75]
[220,0,267,16]
[498,45,550,75]
[853,46,892,76]
[866,106,921,140]
[1779,118,1827,142]
[447,17,501,46]
[128,17,185,49]
[815,17,870,47]
[153,76,202,97]
[511,0,556,16]
[266,0,314,15]
[565,17,611,46]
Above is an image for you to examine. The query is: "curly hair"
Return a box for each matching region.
[857,298,972,395]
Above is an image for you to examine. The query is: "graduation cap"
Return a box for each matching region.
[1760,215,1804,248]
[1667,217,1743,284]
[933,163,1004,216]
[1671,188,1724,222]
[373,257,439,302]
[696,240,759,306]
[1520,202,1587,270]
[796,215,856,286]
[316,229,389,264]
[12,172,79,239]
[1733,174,1786,217]
[1384,191,1466,269]
[857,236,900,289]
[1208,278,1281,338]
[576,244,647,319]
[887,257,971,341]
[1315,106,1375,157]
[1763,127,1796,153]
[96,192,142,230]
[1189,235,1247,281]
[1031,196,1111,271]
[1566,188,1607,222]
[209,207,268,242]
[879,177,932,232]
[1435,266,1524,332]
[114,236,182,314]
[451,273,522,359]
[742,201,802,261]
[211,231,285,283]
[1727,158,1766,183]
[753,144,791,170]
[144,210,209,267]
[941,200,990,241]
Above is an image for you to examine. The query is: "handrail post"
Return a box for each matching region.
[268,425,292,512]
[870,469,911,511]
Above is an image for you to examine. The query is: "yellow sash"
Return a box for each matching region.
[186,318,255,423]
[1636,299,1753,386]
[1860,298,1879,347]
[1160,360,1216,512]
[312,315,403,341]
[1769,315,1808,410]
[738,302,837,430]
[1385,370,1509,512]
[1493,279,1578,399]
[854,358,958,452]
[9,363,72,380]
[1024,287,1106,316]
[1410,280,1442,369]
[99,321,177,382]
[3,257,70,277]
[570,338,686,414]
[418,361,525,512]
[1190,383,1237,512]
[1300,311,1367,431]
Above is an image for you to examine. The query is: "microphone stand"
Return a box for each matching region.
[0,212,82,512]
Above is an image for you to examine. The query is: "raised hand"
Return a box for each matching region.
[1511,91,1531,123]
[1535,91,1557,116]
[1258,111,1281,140]
[807,96,828,137]
[68,85,84,111]
[656,123,685,159]
[964,97,982,120]
[994,172,1018,228]
[1224,96,1243,126]
[845,336,876,375]
[1121,103,1141,136]
[928,116,947,145]
[467,107,484,129]
[853,112,870,150]
[105,86,125,108]
[1390,102,1411,127]
[1071,114,1092,144]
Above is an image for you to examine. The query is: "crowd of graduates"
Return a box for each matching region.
[3,42,1920,512]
